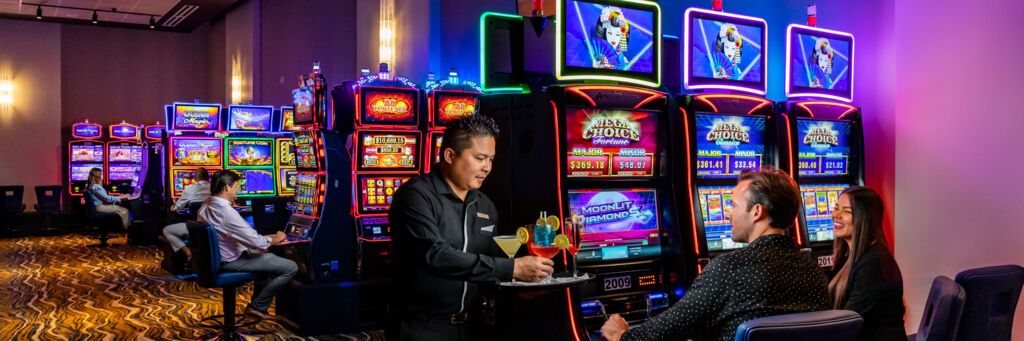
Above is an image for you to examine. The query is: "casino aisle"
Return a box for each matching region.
[0,234,385,340]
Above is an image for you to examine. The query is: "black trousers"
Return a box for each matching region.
[388,316,486,341]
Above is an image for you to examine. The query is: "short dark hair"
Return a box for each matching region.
[211,170,240,196]
[439,114,499,162]
[195,167,209,181]
[738,166,801,228]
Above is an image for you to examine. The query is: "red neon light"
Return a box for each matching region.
[681,107,700,256]
[782,114,795,176]
[633,93,663,109]
[696,96,719,113]
[695,94,773,115]
[795,101,857,119]
[551,100,566,267]
[566,87,596,107]
[566,287,581,341]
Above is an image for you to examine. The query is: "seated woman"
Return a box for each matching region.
[829,186,906,341]
[86,167,131,229]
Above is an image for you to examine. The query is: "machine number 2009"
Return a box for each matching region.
[604,276,632,291]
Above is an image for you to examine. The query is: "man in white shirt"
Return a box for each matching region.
[163,168,212,260]
[199,170,296,320]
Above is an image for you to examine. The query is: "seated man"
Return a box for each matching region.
[163,167,211,260]
[198,170,297,320]
[601,166,829,341]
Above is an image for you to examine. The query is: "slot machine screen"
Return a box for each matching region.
[277,139,296,167]
[71,163,104,181]
[279,169,297,195]
[357,175,411,214]
[71,144,104,162]
[560,0,661,87]
[430,134,444,166]
[787,25,854,101]
[432,92,478,126]
[565,108,657,178]
[226,138,274,167]
[356,132,420,171]
[695,113,766,178]
[280,107,295,131]
[292,87,316,126]
[170,168,218,197]
[685,8,767,94]
[293,131,319,169]
[568,188,662,263]
[293,173,318,215]
[108,145,143,163]
[360,88,419,126]
[227,105,274,132]
[232,169,276,196]
[110,125,139,139]
[801,184,849,242]
[697,186,747,251]
[170,138,223,167]
[108,165,140,181]
[797,119,852,177]
[172,104,221,131]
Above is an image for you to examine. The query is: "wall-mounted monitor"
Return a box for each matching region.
[558,0,661,87]
[786,24,854,102]
[694,113,766,179]
[684,7,767,95]
[565,107,657,178]
[568,188,662,263]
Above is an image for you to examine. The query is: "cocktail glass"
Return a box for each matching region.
[492,235,522,283]
[528,224,560,283]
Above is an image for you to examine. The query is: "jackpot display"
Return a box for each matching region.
[565,108,657,177]
[695,114,766,178]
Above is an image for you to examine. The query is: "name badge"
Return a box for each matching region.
[476,212,490,220]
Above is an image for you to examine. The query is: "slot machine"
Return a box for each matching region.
[423,69,483,172]
[223,105,280,200]
[106,121,144,195]
[68,120,105,197]
[165,102,223,205]
[276,106,297,196]
[675,7,785,280]
[478,1,685,338]
[779,22,863,268]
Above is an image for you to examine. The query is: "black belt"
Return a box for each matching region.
[402,312,470,324]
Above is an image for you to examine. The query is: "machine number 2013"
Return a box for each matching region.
[604,276,632,291]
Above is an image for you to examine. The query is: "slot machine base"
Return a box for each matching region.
[274,278,389,336]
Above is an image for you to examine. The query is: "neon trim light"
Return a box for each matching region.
[683,7,768,95]
[785,24,855,102]
[479,12,528,93]
[556,0,662,88]
[796,101,858,119]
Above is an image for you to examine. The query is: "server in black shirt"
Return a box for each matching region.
[601,167,830,341]
[388,115,554,340]
[829,186,906,341]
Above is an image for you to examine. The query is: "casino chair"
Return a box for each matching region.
[187,222,266,340]
[953,265,1024,341]
[33,185,63,235]
[908,276,966,341]
[159,201,204,275]
[82,191,124,247]
[0,185,26,234]
[733,310,863,341]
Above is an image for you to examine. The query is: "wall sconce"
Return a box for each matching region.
[231,55,242,104]
[0,65,12,112]
[379,0,395,74]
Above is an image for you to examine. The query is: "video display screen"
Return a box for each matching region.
[430,133,444,166]
[293,130,318,169]
[277,139,296,167]
[108,145,143,163]
[565,107,657,177]
[107,165,140,181]
[293,172,319,215]
[227,105,274,132]
[792,33,851,91]
[292,87,315,126]
[280,107,295,131]
[170,168,217,197]
[71,144,104,162]
[697,186,747,251]
[170,138,222,167]
[232,169,275,196]
[695,113,766,178]
[358,175,411,214]
[433,93,477,126]
[357,132,420,171]
[73,123,101,138]
[145,126,164,140]
[564,0,655,73]
[801,184,849,242]
[361,88,418,126]
[226,139,274,167]
[797,119,852,177]
[110,125,138,139]
[172,104,220,131]
[279,169,297,195]
[685,8,767,94]
[568,188,661,263]
[70,163,104,181]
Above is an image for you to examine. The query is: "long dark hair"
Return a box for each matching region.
[828,186,888,308]
[87,167,103,186]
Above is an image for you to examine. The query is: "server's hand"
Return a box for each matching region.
[513,256,554,282]
[600,314,629,341]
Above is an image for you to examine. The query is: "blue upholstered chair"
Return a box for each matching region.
[909,276,966,341]
[954,265,1024,341]
[33,185,63,234]
[82,191,123,247]
[186,222,265,340]
[734,310,863,341]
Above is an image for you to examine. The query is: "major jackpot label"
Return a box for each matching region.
[566,108,657,177]
[359,133,419,170]
[362,89,416,125]
[695,114,765,178]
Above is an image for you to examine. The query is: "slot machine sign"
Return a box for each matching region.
[110,124,139,140]
[172,104,221,131]
[227,105,274,132]
[72,122,102,139]
[433,93,478,126]
[360,88,418,126]
[293,131,319,169]
[170,138,223,167]
[565,108,657,177]
[226,139,274,167]
[695,114,766,178]
[797,119,851,177]
[357,132,420,171]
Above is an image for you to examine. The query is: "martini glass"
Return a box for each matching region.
[492,235,522,283]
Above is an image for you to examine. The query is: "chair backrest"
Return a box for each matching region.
[83,190,99,216]
[954,264,1024,341]
[34,185,63,213]
[0,185,24,214]
[250,196,292,234]
[734,310,863,341]
[916,275,967,341]
[186,201,203,222]
[186,221,222,288]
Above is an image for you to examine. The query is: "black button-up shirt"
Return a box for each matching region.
[622,234,829,341]
[388,171,514,315]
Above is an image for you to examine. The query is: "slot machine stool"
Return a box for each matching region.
[187,222,266,340]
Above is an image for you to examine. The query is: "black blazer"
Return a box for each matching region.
[842,243,907,341]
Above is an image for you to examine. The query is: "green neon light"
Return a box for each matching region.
[555,0,662,88]
[223,137,276,169]
[479,12,528,93]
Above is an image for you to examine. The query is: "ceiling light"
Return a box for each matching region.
[149,16,155,29]
[92,10,98,24]
[36,5,42,20]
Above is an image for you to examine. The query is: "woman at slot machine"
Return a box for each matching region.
[86,167,131,229]
[829,186,906,341]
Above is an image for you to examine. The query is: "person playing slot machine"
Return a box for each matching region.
[86,167,131,229]
[600,167,829,341]
[387,115,554,340]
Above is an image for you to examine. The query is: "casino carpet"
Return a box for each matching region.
[0,234,385,340]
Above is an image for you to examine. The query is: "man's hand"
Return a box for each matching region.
[269,231,287,245]
[512,256,554,282]
[600,314,629,341]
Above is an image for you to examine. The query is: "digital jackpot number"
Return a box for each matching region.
[697,160,723,169]
[618,160,647,170]
[570,159,605,170]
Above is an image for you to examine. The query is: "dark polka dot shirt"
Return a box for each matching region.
[621,234,830,341]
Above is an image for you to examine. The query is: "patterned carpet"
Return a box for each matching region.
[0,234,385,340]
